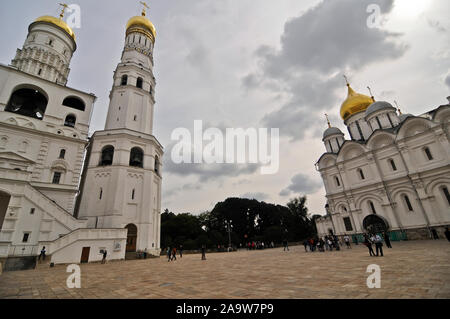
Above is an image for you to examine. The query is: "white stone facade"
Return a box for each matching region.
[0,12,162,269]
[316,97,450,241]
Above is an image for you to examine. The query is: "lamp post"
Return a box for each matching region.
[226,220,233,252]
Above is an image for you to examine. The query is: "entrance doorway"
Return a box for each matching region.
[363,214,389,233]
[125,224,137,252]
[80,247,90,263]
[0,191,11,231]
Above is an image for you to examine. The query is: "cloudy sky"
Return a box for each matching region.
[1,0,449,215]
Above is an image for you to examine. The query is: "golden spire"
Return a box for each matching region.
[140,1,150,16]
[367,86,375,102]
[325,113,331,128]
[340,77,374,120]
[59,3,69,19]
[394,101,402,115]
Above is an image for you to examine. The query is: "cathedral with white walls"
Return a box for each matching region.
[315,82,450,241]
[0,6,162,270]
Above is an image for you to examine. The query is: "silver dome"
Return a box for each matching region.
[323,127,343,140]
[365,101,395,117]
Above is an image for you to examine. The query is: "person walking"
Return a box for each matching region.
[171,247,177,261]
[179,245,183,258]
[364,234,375,257]
[344,235,351,249]
[303,240,308,252]
[38,246,46,261]
[373,233,384,257]
[283,239,289,251]
[383,232,392,248]
[445,227,450,242]
[101,249,107,264]
[431,228,439,240]
[201,245,206,260]
[167,247,171,262]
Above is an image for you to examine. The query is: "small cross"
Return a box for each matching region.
[367,86,375,101]
[343,74,349,86]
[59,3,69,19]
[325,113,331,128]
[140,1,150,16]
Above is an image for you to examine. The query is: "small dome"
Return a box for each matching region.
[365,101,395,117]
[323,127,343,140]
[35,16,76,42]
[399,113,414,122]
[340,84,374,121]
[126,15,156,43]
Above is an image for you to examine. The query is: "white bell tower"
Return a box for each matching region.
[77,4,163,256]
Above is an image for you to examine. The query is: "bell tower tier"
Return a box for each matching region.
[77,6,163,256]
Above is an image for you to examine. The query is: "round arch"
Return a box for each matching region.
[125,224,138,252]
[362,214,389,233]
[5,85,49,120]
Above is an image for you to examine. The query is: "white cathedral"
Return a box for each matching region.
[0,7,163,270]
[315,82,450,242]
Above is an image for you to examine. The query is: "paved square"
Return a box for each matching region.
[0,240,449,299]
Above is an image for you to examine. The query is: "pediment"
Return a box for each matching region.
[0,151,35,164]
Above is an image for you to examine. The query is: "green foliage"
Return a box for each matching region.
[161,196,318,250]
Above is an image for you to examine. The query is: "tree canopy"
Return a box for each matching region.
[160,196,317,250]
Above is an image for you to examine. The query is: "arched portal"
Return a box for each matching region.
[0,191,11,231]
[363,214,389,234]
[125,224,138,252]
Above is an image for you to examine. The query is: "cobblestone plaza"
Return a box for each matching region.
[0,240,449,299]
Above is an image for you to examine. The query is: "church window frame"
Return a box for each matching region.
[357,168,365,180]
[155,155,160,175]
[442,187,450,206]
[387,113,394,127]
[59,149,66,159]
[403,194,414,212]
[99,145,115,166]
[376,116,382,129]
[121,75,128,86]
[132,189,135,200]
[99,188,103,200]
[335,176,341,187]
[424,147,433,161]
[389,159,397,171]
[369,201,377,214]
[129,147,144,168]
[62,96,86,111]
[356,121,364,141]
[136,77,143,89]
[343,217,353,231]
[5,86,49,120]
[52,171,62,184]
[64,114,76,128]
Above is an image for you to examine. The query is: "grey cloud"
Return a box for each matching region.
[250,0,407,141]
[445,73,450,89]
[280,173,323,196]
[240,192,270,201]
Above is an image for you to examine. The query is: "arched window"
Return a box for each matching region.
[59,149,66,159]
[369,201,377,214]
[121,75,128,86]
[442,187,450,206]
[389,159,397,171]
[335,176,340,187]
[424,147,433,161]
[64,114,76,128]
[358,168,365,180]
[62,97,85,111]
[403,195,413,211]
[99,188,103,200]
[155,155,160,175]
[129,147,144,168]
[132,189,135,200]
[136,77,143,89]
[99,145,114,166]
[5,87,48,120]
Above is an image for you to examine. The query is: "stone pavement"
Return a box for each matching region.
[0,240,449,299]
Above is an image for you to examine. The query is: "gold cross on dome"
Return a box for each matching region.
[325,113,331,128]
[59,3,69,19]
[140,1,150,16]
[343,74,350,86]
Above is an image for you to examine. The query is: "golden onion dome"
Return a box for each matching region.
[35,15,76,42]
[126,14,156,43]
[340,84,374,121]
